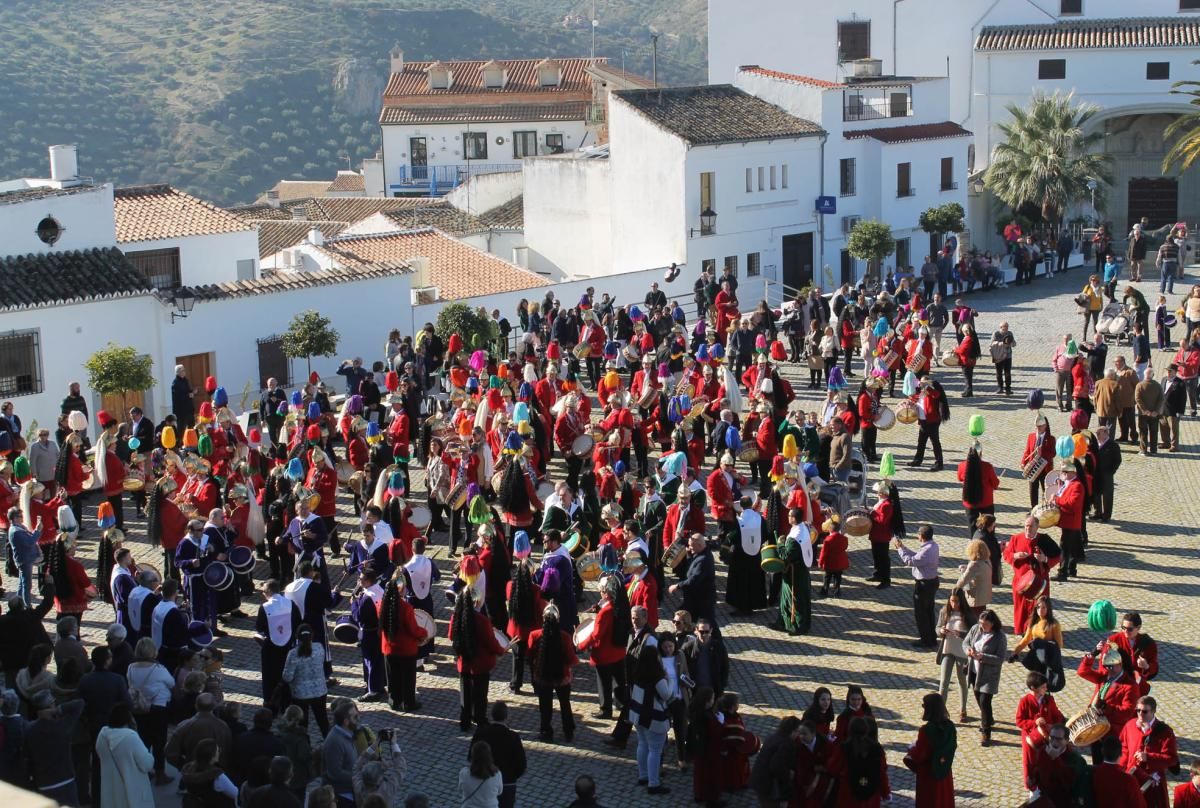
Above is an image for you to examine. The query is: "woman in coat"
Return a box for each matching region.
[953,539,992,613]
[95,704,154,808]
[963,609,1007,746]
[831,715,890,807]
[971,514,1003,587]
[657,631,692,770]
[903,693,957,808]
[935,588,972,724]
[629,643,673,796]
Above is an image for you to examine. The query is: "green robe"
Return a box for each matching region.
[779,538,811,634]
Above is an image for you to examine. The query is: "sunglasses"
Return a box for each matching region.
[1136,708,1153,714]
[1121,625,1137,632]
[697,629,711,635]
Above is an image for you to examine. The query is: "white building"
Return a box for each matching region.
[708,1,1200,241]
[0,147,413,427]
[523,84,826,293]
[735,64,971,283]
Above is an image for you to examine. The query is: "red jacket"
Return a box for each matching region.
[915,387,942,425]
[662,502,704,548]
[1021,431,1056,469]
[500,468,543,527]
[1119,719,1178,792]
[868,499,894,545]
[347,436,369,471]
[380,598,425,657]
[706,468,737,523]
[192,478,220,517]
[817,531,849,572]
[578,600,626,666]
[1071,363,1090,397]
[1055,478,1085,530]
[755,416,777,456]
[527,628,578,687]
[448,609,505,674]
[101,450,127,497]
[52,556,93,615]
[953,335,978,369]
[626,572,659,629]
[857,392,878,429]
[1174,782,1200,808]
[505,580,546,641]
[553,410,586,454]
[1092,763,1147,808]
[307,465,338,518]
[1077,655,1140,737]
[1015,692,1064,781]
[1106,631,1158,689]
[157,497,189,552]
[599,407,634,448]
[839,318,856,350]
[64,453,86,497]
[957,460,999,508]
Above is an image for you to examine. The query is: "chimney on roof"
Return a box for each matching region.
[265,189,280,208]
[409,256,431,288]
[48,145,80,187]
[390,45,405,74]
[291,207,307,221]
[306,228,325,247]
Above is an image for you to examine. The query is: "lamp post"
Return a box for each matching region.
[700,207,717,236]
[1087,179,1097,214]
[170,287,196,324]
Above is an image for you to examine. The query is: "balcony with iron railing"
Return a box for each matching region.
[843,87,913,122]
[388,163,521,196]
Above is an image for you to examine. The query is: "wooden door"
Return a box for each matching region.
[100,390,145,422]
[1127,178,1177,230]
[175,352,212,405]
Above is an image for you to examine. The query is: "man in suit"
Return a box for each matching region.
[606,605,659,750]
[1091,425,1122,522]
[670,533,717,626]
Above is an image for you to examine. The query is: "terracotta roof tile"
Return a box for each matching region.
[229,204,292,220]
[976,17,1200,51]
[0,184,102,206]
[478,195,523,230]
[320,228,547,301]
[614,85,824,146]
[380,102,589,125]
[114,184,253,243]
[739,66,845,89]
[381,207,488,236]
[187,263,408,303]
[258,180,335,203]
[326,172,365,193]
[585,63,655,89]
[844,121,972,144]
[253,221,348,259]
[384,57,597,99]
[0,248,151,311]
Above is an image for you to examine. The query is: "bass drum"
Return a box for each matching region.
[573,617,595,649]
[842,507,872,536]
[760,544,783,573]
[1067,705,1111,747]
[333,616,360,644]
[413,609,436,646]
[408,505,432,530]
[894,400,919,425]
[202,562,234,592]
[576,553,602,582]
[873,407,896,431]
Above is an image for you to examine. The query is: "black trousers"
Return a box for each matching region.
[870,542,891,584]
[1118,407,1136,442]
[974,690,995,732]
[1028,477,1044,509]
[914,421,943,465]
[595,660,627,715]
[535,682,575,736]
[136,705,169,772]
[994,358,1012,392]
[510,641,531,690]
[459,671,491,729]
[386,654,418,709]
[269,537,293,585]
[1137,414,1158,453]
[913,577,940,645]
[861,425,878,462]
[450,504,469,552]
[1093,474,1115,521]
[428,495,449,532]
[1059,529,1084,576]
[565,454,583,493]
[295,696,330,736]
[106,493,125,530]
[962,366,974,394]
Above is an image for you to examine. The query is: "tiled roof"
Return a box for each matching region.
[380,102,588,125]
[254,220,348,259]
[320,228,548,301]
[976,17,1200,51]
[229,203,292,220]
[114,184,253,243]
[327,172,365,193]
[613,85,824,146]
[186,264,408,302]
[257,180,336,203]
[586,63,655,89]
[0,248,151,311]
[382,207,489,237]
[740,66,845,89]
[478,195,524,230]
[0,184,102,206]
[844,121,972,144]
[384,57,597,99]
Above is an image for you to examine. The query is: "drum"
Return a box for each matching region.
[760,544,784,573]
[122,477,145,493]
[573,617,595,649]
[1032,502,1060,529]
[906,354,928,374]
[894,400,919,425]
[1021,456,1049,481]
[188,620,214,649]
[336,460,354,485]
[940,350,961,367]
[135,562,162,583]
[413,608,436,646]
[202,562,234,591]
[408,505,431,530]
[737,445,760,464]
[573,342,592,360]
[490,470,506,492]
[447,483,468,510]
[348,471,367,494]
[637,386,658,409]
[228,545,255,575]
[622,344,641,364]
[571,434,595,458]
[622,554,646,574]
[493,626,516,652]
[873,407,896,431]
[333,616,360,644]
[1013,565,1046,599]
[1066,705,1111,747]
[842,507,872,536]
[564,530,589,559]
[879,349,898,369]
[576,553,602,582]
[663,540,688,570]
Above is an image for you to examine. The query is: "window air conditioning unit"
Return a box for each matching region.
[841,215,861,235]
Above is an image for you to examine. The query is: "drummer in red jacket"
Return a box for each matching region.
[1015,670,1065,787]
[952,324,980,397]
[867,481,898,589]
[1052,461,1086,581]
[448,588,505,731]
[379,575,428,712]
[957,443,999,531]
[528,604,579,742]
[1105,611,1158,694]
[576,575,630,720]
[506,559,546,692]
[1077,644,1141,762]
[1021,415,1056,508]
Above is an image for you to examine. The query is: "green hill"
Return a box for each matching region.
[0,0,705,205]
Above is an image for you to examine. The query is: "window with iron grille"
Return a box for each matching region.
[257,335,292,389]
[941,157,956,191]
[747,252,761,277]
[0,329,42,397]
[840,158,856,197]
[837,20,871,62]
[724,255,739,276]
[897,162,913,197]
[127,248,181,289]
[463,132,488,160]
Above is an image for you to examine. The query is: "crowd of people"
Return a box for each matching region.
[0,222,1194,808]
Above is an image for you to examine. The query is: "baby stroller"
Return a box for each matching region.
[815,448,870,514]
[1096,300,1133,346]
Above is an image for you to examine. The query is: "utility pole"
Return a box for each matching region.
[651,34,659,88]
[591,0,597,61]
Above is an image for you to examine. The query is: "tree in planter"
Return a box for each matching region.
[281,310,340,377]
[983,91,1112,225]
[84,344,155,415]
[847,219,896,284]
[435,303,498,354]
[919,202,965,255]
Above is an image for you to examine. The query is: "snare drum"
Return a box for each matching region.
[760,544,784,573]
[494,626,516,652]
[333,616,360,644]
[571,434,595,458]
[906,354,928,374]
[336,460,354,486]
[202,562,234,592]
[413,609,436,646]
[736,445,760,464]
[1032,502,1060,529]
[879,349,899,369]
[940,350,961,367]
[576,553,602,582]
[135,562,162,583]
[663,540,688,570]
[122,477,145,493]
[573,343,591,360]
[573,617,596,649]
[408,505,432,530]
[1021,456,1049,481]
[894,400,919,425]
[564,530,589,559]
[228,545,255,575]
[447,483,468,510]
[873,407,896,431]
[1066,705,1111,747]
[842,507,873,536]
[622,554,646,575]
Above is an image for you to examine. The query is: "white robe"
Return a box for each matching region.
[95,726,154,808]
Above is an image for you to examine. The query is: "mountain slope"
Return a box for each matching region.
[0,0,705,205]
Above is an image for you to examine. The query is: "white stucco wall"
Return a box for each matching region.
[523,155,613,280]
[0,184,116,255]
[120,229,260,288]
[444,170,523,216]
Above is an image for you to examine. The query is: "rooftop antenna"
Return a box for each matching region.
[651,34,659,88]
[591,0,598,61]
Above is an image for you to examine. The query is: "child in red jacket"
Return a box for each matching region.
[817,516,849,598]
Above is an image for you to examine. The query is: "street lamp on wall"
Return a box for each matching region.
[971,178,985,194]
[690,207,717,238]
[170,287,196,324]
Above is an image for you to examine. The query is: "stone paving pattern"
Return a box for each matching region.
[52,265,1200,807]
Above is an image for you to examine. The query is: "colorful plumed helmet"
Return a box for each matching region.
[696,343,710,363]
[366,422,382,445]
[661,451,687,478]
[968,414,985,438]
[309,371,320,386]
[802,462,819,479]
[160,426,177,450]
[205,375,217,394]
[306,402,321,422]
[755,333,768,353]
[290,390,303,408]
[306,424,322,444]
[1055,435,1074,459]
[770,340,787,362]
[827,366,846,391]
[12,455,29,482]
[629,305,644,322]
[1069,408,1089,431]
[517,382,533,401]
[1087,600,1117,632]
[385,371,400,392]
[469,350,487,373]
[657,362,671,381]
[517,420,533,437]
[902,371,918,397]
[1027,389,1044,410]
[709,342,725,362]
[347,395,364,415]
[488,374,501,390]
[486,389,503,410]
[604,371,620,389]
[460,554,482,586]
[770,455,786,481]
[614,460,626,477]
[667,397,684,424]
[468,495,491,525]
[197,401,214,424]
[213,386,228,408]
[387,471,405,498]
[286,458,304,481]
[466,377,480,394]
[879,451,896,479]
[513,401,530,424]
[781,433,798,460]
[183,428,199,449]
[447,334,463,355]
[604,341,619,360]
[513,531,531,559]
[97,501,116,529]
[197,434,213,458]
[67,410,88,431]
[247,428,261,447]
[505,431,523,454]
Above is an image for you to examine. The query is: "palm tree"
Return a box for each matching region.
[983,91,1112,224]
[1163,59,1200,173]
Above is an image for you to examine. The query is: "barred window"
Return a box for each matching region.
[0,329,42,397]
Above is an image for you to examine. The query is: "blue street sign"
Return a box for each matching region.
[816,196,836,215]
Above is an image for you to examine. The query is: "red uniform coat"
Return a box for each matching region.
[1028,746,1077,806]
[228,503,252,548]
[706,468,737,523]
[630,370,658,405]
[1003,532,1059,634]
[957,460,999,508]
[902,725,955,808]
[64,453,86,497]
[100,449,126,497]
[504,580,546,642]
[447,609,504,674]
[192,478,220,518]
[662,501,704,549]
[1119,719,1178,808]
[1092,762,1147,808]
[791,736,836,808]
[380,598,425,657]
[596,374,621,408]
[1055,478,1085,531]
[1021,432,1056,475]
[857,392,878,430]
[500,469,543,527]
[905,338,934,372]
[1106,631,1158,690]
[157,496,189,552]
[347,436,369,471]
[533,378,559,418]
[578,600,626,666]
[626,572,659,629]
[868,499,894,545]
[756,416,778,456]
[1174,782,1200,808]
[526,628,578,687]
[52,556,93,615]
[553,409,586,454]
[598,407,634,449]
[953,334,978,368]
[915,386,942,425]
[306,464,338,518]
[1015,692,1065,784]
[818,531,849,572]
[1077,655,1140,738]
